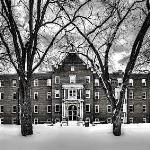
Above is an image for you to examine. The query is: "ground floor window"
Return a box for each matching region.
[55,118,60,123]
[129,118,133,123]
[0,118,4,124]
[12,118,17,124]
[85,104,90,112]
[85,117,90,122]
[55,104,60,112]
[143,118,146,123]
[95,118,99,122]
[34,118,38,124]
[107,118,111,123]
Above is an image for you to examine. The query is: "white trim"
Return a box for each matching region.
[12,80,17,87]
[0,92,4,100]
[55,90,60,98]
[12,105,17,113]
[142,92,146,99]
[13,92,17,99]
[0,118,4,124]
[47,79,51,86]
[143,105,146,112]
[85,90,90,98]
[0,80,4,87]
[62,84,83,89]
[107,105,112,113]
[0,105,4,113]
[129,105,134,112]
[142,79,146,86]
[47,92,51,99]
[34,118,38,124]
[69,75,76,83]
[85,76,90,83]
[129,79,133,86]
[71,66,75,71]
[95,79,99,86]
[55,76,60,84]
[34,92,38,100]
[95,92,99,99]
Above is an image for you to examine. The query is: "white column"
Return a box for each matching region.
[81,101,83,119]
[80,89,81,99]
[62,102,64,119]
[80,101,82,118]
[64,103,66,117]
[64,89,65,99]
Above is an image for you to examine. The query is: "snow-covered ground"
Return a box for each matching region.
[0,123,150,150]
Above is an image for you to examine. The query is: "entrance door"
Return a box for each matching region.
[68,105,77,121]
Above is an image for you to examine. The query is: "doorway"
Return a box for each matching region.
[68,105,77,121]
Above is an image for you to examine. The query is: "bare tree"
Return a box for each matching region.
[0,0,90,136]
[58,0,150,136]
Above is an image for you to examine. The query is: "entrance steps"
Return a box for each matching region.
[68,121,78,126]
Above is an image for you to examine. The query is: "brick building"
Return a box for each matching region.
[0,51,149,124]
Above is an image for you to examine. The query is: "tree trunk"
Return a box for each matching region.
[19,78,33,136]
[112,112,121,136]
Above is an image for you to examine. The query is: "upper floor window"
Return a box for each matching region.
[85,104,90,112]
[12,80,17,87]
[0,80,4,87]
[95,92,99,99]
[95,79,99,86]
[142,92,146,99]
[142,79,146,86]
[34,105,38,113]
[117,78,122,86]
[143,105,146,113]
[129,118,133,123]
[107,105,112,113]
[34,92,38,100]
[55,90,60,98]
[70,75,76,83]
[0,93,4,100]
[55,76,60,84]
[0,105,4,113]
[13,92,17,99]
[12,105,17,113]
[129,79,133,86]
[71,66,75,71]
[69,89,76,99]
[47,79,51,86]
[85,76,90,84]
[129,90,133,99]
[129,105,134,112]
[85,90,90,98]
[95,105,99,113]
[34,79,38,86]
[47,92,51,99]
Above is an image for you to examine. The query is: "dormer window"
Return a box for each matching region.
[71,66,75,71]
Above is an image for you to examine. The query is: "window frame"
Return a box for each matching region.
[142,92,146,99]
[107,105,112,113]
[34,92,38,100]
[95,79,99,86]
[55,104,60,112]
[55,76,60,84]
[47,79,51,86]
[95,105,99,113]
[0,105,4,113]
[85,76,90,84]
[143,105,146,113]
[34,79,38,86]
[12,80,17,87]
[34,105,38,113]
[95,92,99,99]
[47,105,51,113]
[0,92,4,100]
[12,105,17,113]
[55,90,60,98]
[85,90,90,98]
[85,104,90,112]
[129,105,134,113]
[71,66,75,71]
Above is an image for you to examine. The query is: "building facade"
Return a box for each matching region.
[0,52,149,124]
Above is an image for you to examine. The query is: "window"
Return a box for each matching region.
[69,75,76,83]
[85,117,90,122]
[55,90,60,98]
[107,118,112,123]
[0,80,4,87]
[0,93,4,100]
[95,92,99,99]
[85,76,90,83]
[95,105,99,113]
[0,105,4,113]
[85,104,90,112]
[0,118,4,124]
[107,105,112,113]
[12,118,17,124]
[95,118,99,122]
[34,118,38,124]
[47,92,51,99]
[34,79,38,86]
[142,92,146,99]
[13,92,17,99]
[142,79,146,86]
[69,89,76,98]
[129,90,133,99]
[34,92,38,100]
[55,76,60,84]
[12,105,17,113]
[129,118,133,123]
[55,104,60,112]
[12,80,17,87]
[95,79,99,86]
[85,90,90,98]
[47,79,51,86]
[71,66,75,71]
[143,118,146,123]
[47,105,51,113]
[117,78,122,86]
[121,105,123,112]
[129,105,134,112]
[129,79,133,86]
[34,105,38,113]
[143,105,146,113]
